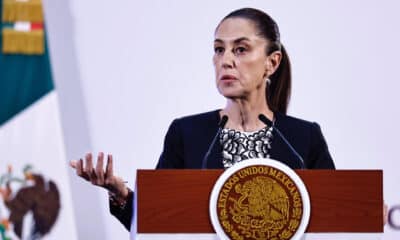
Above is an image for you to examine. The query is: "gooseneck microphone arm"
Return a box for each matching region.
[258,114,306,169]
[201,115,229,169]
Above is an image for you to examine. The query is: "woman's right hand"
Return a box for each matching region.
[70,152,129,199]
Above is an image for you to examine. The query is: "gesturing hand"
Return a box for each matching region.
[70,152,129,199]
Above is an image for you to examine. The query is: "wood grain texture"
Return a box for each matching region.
[136,170,383,233]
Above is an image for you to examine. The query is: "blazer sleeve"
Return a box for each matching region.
[109,190,134,231]
[307,122,336,169]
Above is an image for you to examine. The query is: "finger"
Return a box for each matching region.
[85,153,97,184]
[384,204,388,225]
[90,155,100,185]
[70,160,77,169]
[76,159,83,175]
[96,152,105,185]
[105,154,114,185]
[77,159,90,181]
[85,153,94,173]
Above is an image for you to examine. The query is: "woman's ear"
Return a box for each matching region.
[265,51,282,76]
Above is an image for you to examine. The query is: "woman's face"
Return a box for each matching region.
[213,18,271,99]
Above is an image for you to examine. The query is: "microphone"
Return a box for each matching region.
[201,115,229,169]
[258,114,305,169]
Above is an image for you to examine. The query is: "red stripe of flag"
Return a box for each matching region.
[31,22,44,30]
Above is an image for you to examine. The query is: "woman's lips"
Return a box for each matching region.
[220,74,238,81]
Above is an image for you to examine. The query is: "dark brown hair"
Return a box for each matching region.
[220,8,291,114]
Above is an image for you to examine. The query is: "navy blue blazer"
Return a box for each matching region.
[156,109,335,170]
[111,110,335,230]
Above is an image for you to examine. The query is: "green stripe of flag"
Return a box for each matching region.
[2,22,13,28]
[0,1,54,126]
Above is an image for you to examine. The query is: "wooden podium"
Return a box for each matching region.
[132,170,383,239]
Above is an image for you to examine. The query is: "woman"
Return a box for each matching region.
[70,8,335,230]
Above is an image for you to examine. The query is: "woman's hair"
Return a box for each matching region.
[220,8,291,114]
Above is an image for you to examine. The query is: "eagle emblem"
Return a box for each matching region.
[229,176,291,238]
[211,160,309,240]
[0,165,60,240]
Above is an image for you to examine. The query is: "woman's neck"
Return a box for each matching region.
[221,96,274,132]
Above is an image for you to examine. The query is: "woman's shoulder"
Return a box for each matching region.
[275,112,319,129]
[274,112,324,139]
[275,112,335,169]
[174,109,220,126]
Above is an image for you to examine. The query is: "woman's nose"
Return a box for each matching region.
[221,51,235,69]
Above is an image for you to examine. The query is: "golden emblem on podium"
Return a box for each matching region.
[210,158,310,240]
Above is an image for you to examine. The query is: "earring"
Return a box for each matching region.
[265,77,271,85]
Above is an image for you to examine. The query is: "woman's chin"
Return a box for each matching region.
[220,92,243,99]
[218,87,243,98]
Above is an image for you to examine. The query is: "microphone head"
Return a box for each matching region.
[219,115,229,128]
[258,114,273,126]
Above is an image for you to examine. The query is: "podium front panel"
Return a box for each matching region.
[132,169,383,238]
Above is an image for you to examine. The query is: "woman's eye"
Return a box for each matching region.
[214,47,224,54]
[235,47,247,54]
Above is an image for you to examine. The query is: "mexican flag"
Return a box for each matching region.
[0,0,77,239]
